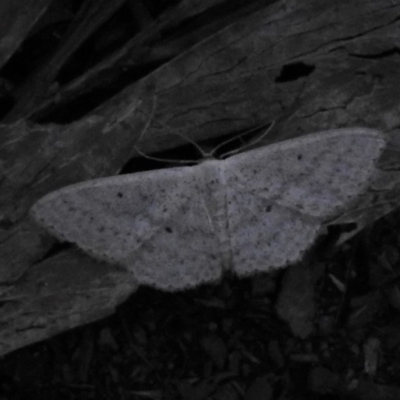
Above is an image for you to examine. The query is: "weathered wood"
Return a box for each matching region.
[1,0,400,356]
[0,0,53,69]
[0,249,137,356]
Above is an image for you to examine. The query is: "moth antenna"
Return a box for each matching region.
[133,93,158,143]
[220,120,275,158]
[132,96,275,161]
[133,98,207,161]
[133,146,197,165]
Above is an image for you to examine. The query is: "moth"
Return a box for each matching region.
[30,128,385,290]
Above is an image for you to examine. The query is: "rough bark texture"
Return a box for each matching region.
[1,0,400,356]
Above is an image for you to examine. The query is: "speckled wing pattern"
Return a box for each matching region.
[31,167,226,290]
[30,128,385,291]
[224,128,385,276]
